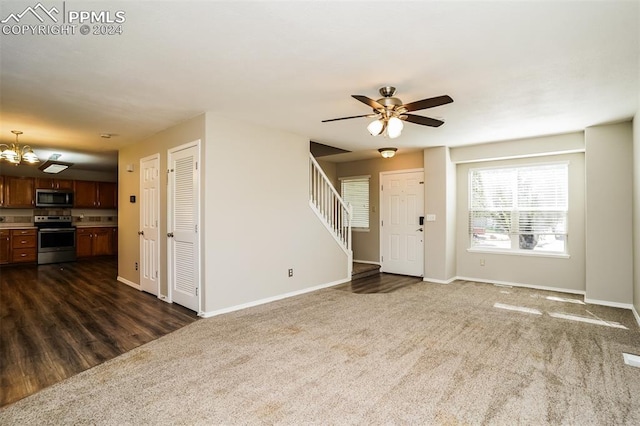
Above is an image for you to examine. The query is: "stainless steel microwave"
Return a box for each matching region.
[35,189,74,208]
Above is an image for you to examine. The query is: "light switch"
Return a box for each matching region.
[426,214,436,222]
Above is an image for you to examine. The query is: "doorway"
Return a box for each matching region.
[379,169,425,277]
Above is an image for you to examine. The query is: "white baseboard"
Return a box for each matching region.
[632,305,640,328]
[455,276,586,296]
[117,276,140,290]
[423,277,457,284]
[353,260,381,266]
[200,277,351,319]
[584,298,634,310]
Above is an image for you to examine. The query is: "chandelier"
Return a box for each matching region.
[0,130,40,164]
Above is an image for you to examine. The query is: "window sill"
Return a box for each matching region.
[352,228,370,233]
[466,248,570,259]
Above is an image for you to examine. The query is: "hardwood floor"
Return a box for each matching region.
[337,272,423,294]
[0,257,198,407]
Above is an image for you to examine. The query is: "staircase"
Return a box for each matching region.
[309,154,353,276]
[352,262,381,280]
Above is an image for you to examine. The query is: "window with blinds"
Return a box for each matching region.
[469,163,568,254]
[340,176,370,229]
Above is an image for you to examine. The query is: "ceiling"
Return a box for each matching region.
[0,1,638,169]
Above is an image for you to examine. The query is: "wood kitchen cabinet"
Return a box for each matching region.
[76,227,115,257]
[0,228,37,265]
[10,229,36,263]
[35,177,74,190]
[74,180,117,209]
[0,230,10,264]
[0,176,4,207]
[3,176,35,208]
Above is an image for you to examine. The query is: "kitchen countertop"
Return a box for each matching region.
[0,224,37,230]
[75,223,118,228]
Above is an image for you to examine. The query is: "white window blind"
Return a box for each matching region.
[469,163,568,253]
[341,176,370,229]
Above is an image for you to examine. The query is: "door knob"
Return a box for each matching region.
[167,232,174,238]
[138,231,144,236]
[416,228,423,232]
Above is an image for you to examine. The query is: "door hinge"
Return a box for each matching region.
[195,287,198,296]
[195,161,198,170]
[381,220,383,226]
[381,256,384,262]
[381,185,383,191]
[195,224,198,233]
[155,270,158,278]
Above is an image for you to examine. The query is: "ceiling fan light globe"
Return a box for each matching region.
[387,116,403,138]
[367,119,384,136]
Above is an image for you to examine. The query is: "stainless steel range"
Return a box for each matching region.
[34,215,77,264]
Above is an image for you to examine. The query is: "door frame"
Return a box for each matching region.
[166,139,202,314]
[139,153,160,297]
[379,168,425,276]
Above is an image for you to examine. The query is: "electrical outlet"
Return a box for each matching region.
[288,268,293,277]
[135,262,139,271]
[480,259,485,266]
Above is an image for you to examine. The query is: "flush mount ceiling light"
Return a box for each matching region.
[38,154,73,174]
[0,130,40,165]
[322,86,453,140]
[378,148,397,158]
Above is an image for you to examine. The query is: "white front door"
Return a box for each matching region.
[167,141,200,312]
[380,170,425,277]
[140,154,160,296]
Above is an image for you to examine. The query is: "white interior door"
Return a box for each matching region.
[140,154,160,296]
[167,142,200,312]
[380,170,425,277]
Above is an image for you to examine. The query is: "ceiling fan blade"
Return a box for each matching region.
[322,114,376,123]
[352,95,385,110]
[402,95,453,112]
[403,114,445,127]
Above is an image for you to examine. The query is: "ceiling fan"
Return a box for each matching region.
[322,87,453,139]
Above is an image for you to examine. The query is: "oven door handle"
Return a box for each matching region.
[39,228,76,232]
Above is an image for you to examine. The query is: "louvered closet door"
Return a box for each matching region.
[168,142,200,312]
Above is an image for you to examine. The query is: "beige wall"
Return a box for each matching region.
[456,153,586,292]
[335,151,424,263]
[585,122,634,305]
[317,159,338,189]
[423,147,456,282]
[119,113,347,314]
[202,114,348,313]
[117,114,206,293]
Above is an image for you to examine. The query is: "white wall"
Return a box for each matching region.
[202,113,348,314]
[585,122,634,306]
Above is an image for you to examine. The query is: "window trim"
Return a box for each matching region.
[468,161,569,257]
[340,175,371,230]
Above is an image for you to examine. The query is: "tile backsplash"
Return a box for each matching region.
[0,208,117,226]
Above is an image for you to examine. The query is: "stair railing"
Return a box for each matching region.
[309,153,352,256]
